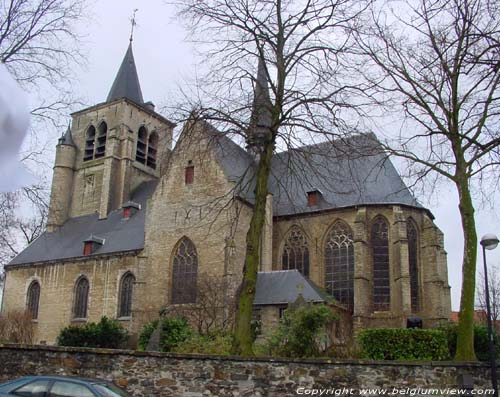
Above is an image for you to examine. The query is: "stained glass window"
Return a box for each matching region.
[282,226,310,277]
[171,237,198,304]
[325,221,355,309]
[372,216,390,311]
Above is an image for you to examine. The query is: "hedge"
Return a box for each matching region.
[358,328,449,361]
[57,316,128,349]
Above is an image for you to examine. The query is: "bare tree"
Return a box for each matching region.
[166,273,235,335]
[476,265,500,326]
[174,0,370,355]
[0,0,86,290]
[0,185,49,270]
[353,0,500,360]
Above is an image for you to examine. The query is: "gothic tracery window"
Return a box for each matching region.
[281,226,310,277]
[26,281,40,320]
[407,219,419,312]
[73,276,89,319]
[171,237,198,304]
[118,272,135,318]
[372,216,390,311]
[325,221,355,309]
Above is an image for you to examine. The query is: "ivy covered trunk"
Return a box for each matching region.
[454,175,478,361]
[231,141,274,356]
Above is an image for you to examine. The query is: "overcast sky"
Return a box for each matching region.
[28,0,500,311]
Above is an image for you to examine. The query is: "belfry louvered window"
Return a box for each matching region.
[372,216,390,311]
[136,126,147,164]
[83,125,96,161]
[95,122,107,159]
[171,237,198,304]
[73,277,89,319]
[407,219,419,312]
[325,221,355,309]
[26,281,40,320]
[281,226,310,277]
[118,272,135,317]
[147,132,158,169]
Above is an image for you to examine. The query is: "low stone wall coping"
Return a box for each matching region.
[0,343,489,368]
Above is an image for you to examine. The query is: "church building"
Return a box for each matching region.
[1,43,451,345]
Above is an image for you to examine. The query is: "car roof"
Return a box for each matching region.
[16,376,111,384]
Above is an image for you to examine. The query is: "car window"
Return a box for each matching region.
[49,382,95,397]
[12,380,50,397]
[92,384,131,397]
[0,378,29,392]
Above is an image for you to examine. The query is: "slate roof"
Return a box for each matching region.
[253,270,327,305]
[106,43,144,104]
[208,129,422,216]
[268,134,422,216]
[58,124,75,146]
[8,181,157,266]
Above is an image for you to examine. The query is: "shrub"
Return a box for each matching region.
[264,304,336,358]
[441,324,500,361]
[138,316,192,352]
[138,320,159,351]
[358,328,449,361]
[173,331,232,355]
[57,316,128,349]
[0,310,34,344]
[159,316,192,352]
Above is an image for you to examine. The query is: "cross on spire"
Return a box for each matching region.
[129,9,138,43]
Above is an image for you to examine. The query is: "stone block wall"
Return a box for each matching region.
[0,344,492,397]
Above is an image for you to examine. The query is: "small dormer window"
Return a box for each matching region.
[83,235,105,255]
[185,161,194,185]
[307,190,321,207]
[122,201,141,219]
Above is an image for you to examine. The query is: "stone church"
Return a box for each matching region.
[1,43,451,345]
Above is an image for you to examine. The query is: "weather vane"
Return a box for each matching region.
[129,9,138,43]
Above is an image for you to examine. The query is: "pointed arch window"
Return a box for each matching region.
[95,122,107,159]
[281,226,310,277]
[136,126,147,164]
[372,216,390,311]
[118,272,135,318]
[171,237,198,304]
[407,219,419,312]
[147,132,158,169]
[73,276,89,319]
[325,221,355,309]
[26,281,41,320]
[83,125,96,161]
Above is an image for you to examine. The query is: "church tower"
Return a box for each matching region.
[47,42,174,228]
[47,125,76,231]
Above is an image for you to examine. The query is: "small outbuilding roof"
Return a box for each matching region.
[253,270,328,306]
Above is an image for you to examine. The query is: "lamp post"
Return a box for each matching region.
[480,233,499,397]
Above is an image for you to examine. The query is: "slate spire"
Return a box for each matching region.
[106,42,144,104]
[58,123,75,146]
[246,56,273,151]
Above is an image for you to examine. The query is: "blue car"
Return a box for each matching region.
[0,376,132,397]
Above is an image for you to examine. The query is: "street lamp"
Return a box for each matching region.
[480,233,499,397]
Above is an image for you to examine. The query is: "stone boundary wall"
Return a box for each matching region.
[0,344,492,396]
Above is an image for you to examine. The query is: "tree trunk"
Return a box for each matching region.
[454,176,478,361]
[231,141,275,356]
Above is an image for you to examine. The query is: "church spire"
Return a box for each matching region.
[58,123,75,146]
[247,56,273,152]
[106,42,144,105]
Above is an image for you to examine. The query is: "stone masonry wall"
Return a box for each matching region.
[0,344,491,397]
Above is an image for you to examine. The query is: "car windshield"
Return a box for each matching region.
[92,383,132,397]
